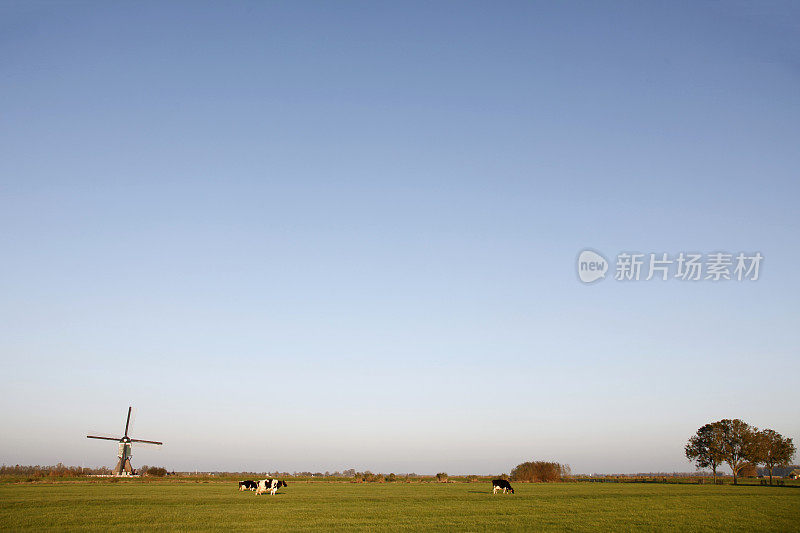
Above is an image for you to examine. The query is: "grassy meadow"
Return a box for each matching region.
[1,480,799,531]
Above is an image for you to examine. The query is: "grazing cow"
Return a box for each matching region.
[256,478,287,495]
[492,479,514,494]
[238,480,258,491]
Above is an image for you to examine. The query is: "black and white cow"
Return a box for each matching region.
[492,479,514,494]
[238,480,258,491]
[256,478,287,495]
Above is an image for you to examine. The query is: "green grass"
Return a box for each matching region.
[1,481,799,531]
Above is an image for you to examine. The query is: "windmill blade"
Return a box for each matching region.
[130,438,163,445]
[124,406,133,437]
[126,407,138,437]
[87,435,121,441]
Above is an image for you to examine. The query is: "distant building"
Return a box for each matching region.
[757,465,800,478]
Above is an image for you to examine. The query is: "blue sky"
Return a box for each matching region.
[1,1,798,474]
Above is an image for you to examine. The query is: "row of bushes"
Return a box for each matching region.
[350,464,573,484]
[0,464,171,479]
[2,464,573,483]
[351,472,446,483]
[0,464,99,478]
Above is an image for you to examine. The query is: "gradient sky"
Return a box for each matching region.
[1,1,798,475]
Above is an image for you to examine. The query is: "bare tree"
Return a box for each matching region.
[685,422,725,483]
[754,429,796,485]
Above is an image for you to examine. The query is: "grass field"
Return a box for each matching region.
[2,480,799,531]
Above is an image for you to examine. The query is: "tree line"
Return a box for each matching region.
[685,419,795,485]
[0,463,110,478]
[0,464,174,479]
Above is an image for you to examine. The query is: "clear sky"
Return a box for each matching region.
[1,1,798,475]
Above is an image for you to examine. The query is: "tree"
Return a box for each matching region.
[716,419,758,485]
[753,429,796,486]
[510,461,564,482]
[685,422,725,483]
[435,472,448,482]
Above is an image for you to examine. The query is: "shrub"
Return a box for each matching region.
[510,461,566,482]
[740,462,758,478]
[435,472,448,482]
[144,466,168,477]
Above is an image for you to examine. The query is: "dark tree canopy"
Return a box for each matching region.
[716,419,759,485]
[688,419,762,485]
[685,422,726,482]
[753,429,796,485]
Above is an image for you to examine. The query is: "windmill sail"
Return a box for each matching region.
[86,406,162,476]
[130,438,163,445]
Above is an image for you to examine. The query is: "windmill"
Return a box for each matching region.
[87,406,163,476]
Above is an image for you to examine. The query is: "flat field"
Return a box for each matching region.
[1,480,799,531]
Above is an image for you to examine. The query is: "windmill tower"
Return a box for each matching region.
[87,406,163,476]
